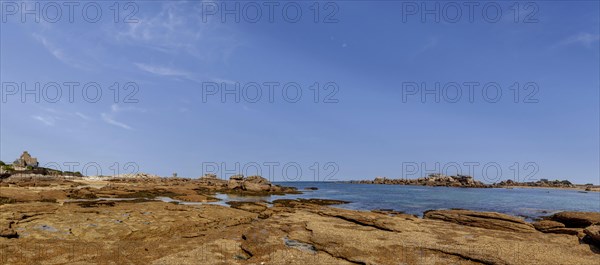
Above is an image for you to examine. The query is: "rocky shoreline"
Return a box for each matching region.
[0,153,598,264]
[350,174,599,191]
[0,174,599,264]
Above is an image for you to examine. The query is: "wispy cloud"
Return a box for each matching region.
[32,33,88,69]
[100,104,145,130]
[30,108,93,128]
[31,115,55,126]
[75,112,91,120]
[134,63,191,78]
[558,33,600,48]
[101,113,132,130]
[211,78,237,85]
[113,2,238,61]
[111,104,147,113]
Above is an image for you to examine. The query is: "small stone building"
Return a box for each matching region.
[13,151,39,168]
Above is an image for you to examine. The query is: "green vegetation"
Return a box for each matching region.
[64,171,83,177]
[0,161,5,166]
[1,165,14,171]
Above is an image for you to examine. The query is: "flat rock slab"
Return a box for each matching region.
[550,211,600,228]
[424,209,536,233]
[532,220,566,232]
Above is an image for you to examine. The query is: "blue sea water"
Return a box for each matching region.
[244,182,600,220]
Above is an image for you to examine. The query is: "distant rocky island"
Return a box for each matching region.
[350,174,490,188]
[495,178,597,191]
[350,174,598,191]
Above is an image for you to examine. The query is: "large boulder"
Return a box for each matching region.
[532,220,586,238]
[226,175,274,192]
[230,175,244,181]
[227,179,242,190]
[227,175,245,189]
[243,176,272,192]
[424,209,536,233]
[584,225,600,244]
[243,182,271,192]
[532,220,565,232]
[550,211,600,228]
[245,175,270,184]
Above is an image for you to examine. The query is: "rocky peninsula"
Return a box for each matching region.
[0,153,598,264]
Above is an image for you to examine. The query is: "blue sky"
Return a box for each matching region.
[1,1,599,184]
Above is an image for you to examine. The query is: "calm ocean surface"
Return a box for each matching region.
[222,182,600,220]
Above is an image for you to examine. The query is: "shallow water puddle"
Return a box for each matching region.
[283,237,317,254]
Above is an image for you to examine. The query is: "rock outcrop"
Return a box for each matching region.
[424,209,536,233]
[224,175,298,194]
[243,175,272,192]
[351,174,490,188]
[532,220,565,232]
[495,179,575,188]
[549,211,600,228]
[584,225,600,245]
